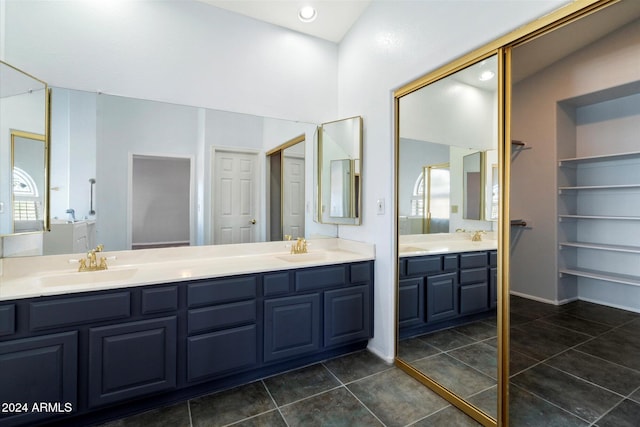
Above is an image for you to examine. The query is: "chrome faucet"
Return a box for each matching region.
[78,244,108,272]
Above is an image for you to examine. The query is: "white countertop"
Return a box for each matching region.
[399,232,497,257]
[0,238,375,301]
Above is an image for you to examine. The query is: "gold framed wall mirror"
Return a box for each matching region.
[395,1,640,426]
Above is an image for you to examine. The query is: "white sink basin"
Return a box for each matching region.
[38,268,139,288]
[275,252,327,263]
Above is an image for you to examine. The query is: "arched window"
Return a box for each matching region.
[13,167,40,221]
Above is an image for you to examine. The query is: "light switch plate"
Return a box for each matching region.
[376,198,385,215]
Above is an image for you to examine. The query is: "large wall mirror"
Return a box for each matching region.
[395,54,501,426]
[0,61,50,237]
[3,87,339,257]
[318,116,363,225]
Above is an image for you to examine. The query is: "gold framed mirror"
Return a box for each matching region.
[0,61,50,237]
[395,51,503,427]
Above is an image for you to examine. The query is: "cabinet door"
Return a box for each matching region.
[489,267,497,309]
[426,272,458,323]
[398,278,424,328]
[324,284,371,347]
[0,332,77,427]
[264,294,320,363]
[187,324,257,383]
[88,316,177,408]
[460,282,489,315]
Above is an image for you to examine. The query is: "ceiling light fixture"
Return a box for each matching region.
[479,70,495,81]
[298,6,317,23]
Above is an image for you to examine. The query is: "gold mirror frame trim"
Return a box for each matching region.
[317,116,363,225]
[393,1,621,426]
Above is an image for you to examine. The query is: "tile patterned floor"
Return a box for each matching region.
[99,296,640,426]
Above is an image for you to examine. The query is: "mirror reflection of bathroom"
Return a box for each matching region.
[267,135,306,241]
[318,116,362,225]
[396,54,499,420]
[11,131,47,234]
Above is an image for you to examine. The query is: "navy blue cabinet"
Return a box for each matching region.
[88,316,177,408]
[0,260,373,426]
[0,332,77,427]
[426,272,459,323]
[324,284,371,347]
[398,278,424,328]
[264,294,321,362]
[399,251,494,337]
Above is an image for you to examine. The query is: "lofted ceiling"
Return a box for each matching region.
[196,0,372,43]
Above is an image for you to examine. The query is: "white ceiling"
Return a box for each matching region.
[197,0,372,43]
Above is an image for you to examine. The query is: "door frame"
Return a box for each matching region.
[210,147,262,244]
[127,152,196,250]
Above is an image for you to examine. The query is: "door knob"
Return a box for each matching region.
[250,219,257,224]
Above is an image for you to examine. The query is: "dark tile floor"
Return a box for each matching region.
[399,296,640,426]
[99,296,640,426]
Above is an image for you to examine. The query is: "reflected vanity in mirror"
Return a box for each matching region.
[0,61,50,237]
[396,55,499,425]
[318,116,362,225]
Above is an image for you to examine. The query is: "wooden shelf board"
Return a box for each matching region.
[559,241,640,254]
[559,268,640,287]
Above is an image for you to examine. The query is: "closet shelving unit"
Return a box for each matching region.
[557,150,640,287]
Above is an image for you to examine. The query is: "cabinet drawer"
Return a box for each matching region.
[460,252,487,269]
[443,254,458,271]
[263,272,290,296]
[406,256,442,276]
[142,286,178,314]
[0,305,15,337]
[295,265,345,292]
[188,276,256,308]
[350,262,371,283]
[188,300,256,335]
[460,282,489,314]
[460,268,488,285]
[30,292,130,331]
[187,324,257,382]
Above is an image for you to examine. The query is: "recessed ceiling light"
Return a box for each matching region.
[479,70,495,81]
[298,6,317,23]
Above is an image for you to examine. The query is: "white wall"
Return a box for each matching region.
[2,0,338,123]
[1,0,571,361]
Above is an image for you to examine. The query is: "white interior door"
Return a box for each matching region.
[212,150,259,244]
[283,155,305,238]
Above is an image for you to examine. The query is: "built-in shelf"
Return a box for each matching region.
[559,268,640,287]
[559,214,640,221]
[558,150,640,166]
[559,184,640,193]
[559,241,640,254]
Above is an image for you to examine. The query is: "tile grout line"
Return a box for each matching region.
[508,382,594,425]
[260,378,291,427]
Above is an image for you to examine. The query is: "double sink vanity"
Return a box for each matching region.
[0,238,374,426]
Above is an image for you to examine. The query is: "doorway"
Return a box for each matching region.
[211,149,260,244]
[131,155,191,249]
[266,134,306,241]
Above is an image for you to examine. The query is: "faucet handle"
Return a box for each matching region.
[95,244,104,252]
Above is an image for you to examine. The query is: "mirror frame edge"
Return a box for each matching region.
[1,59,51,237]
